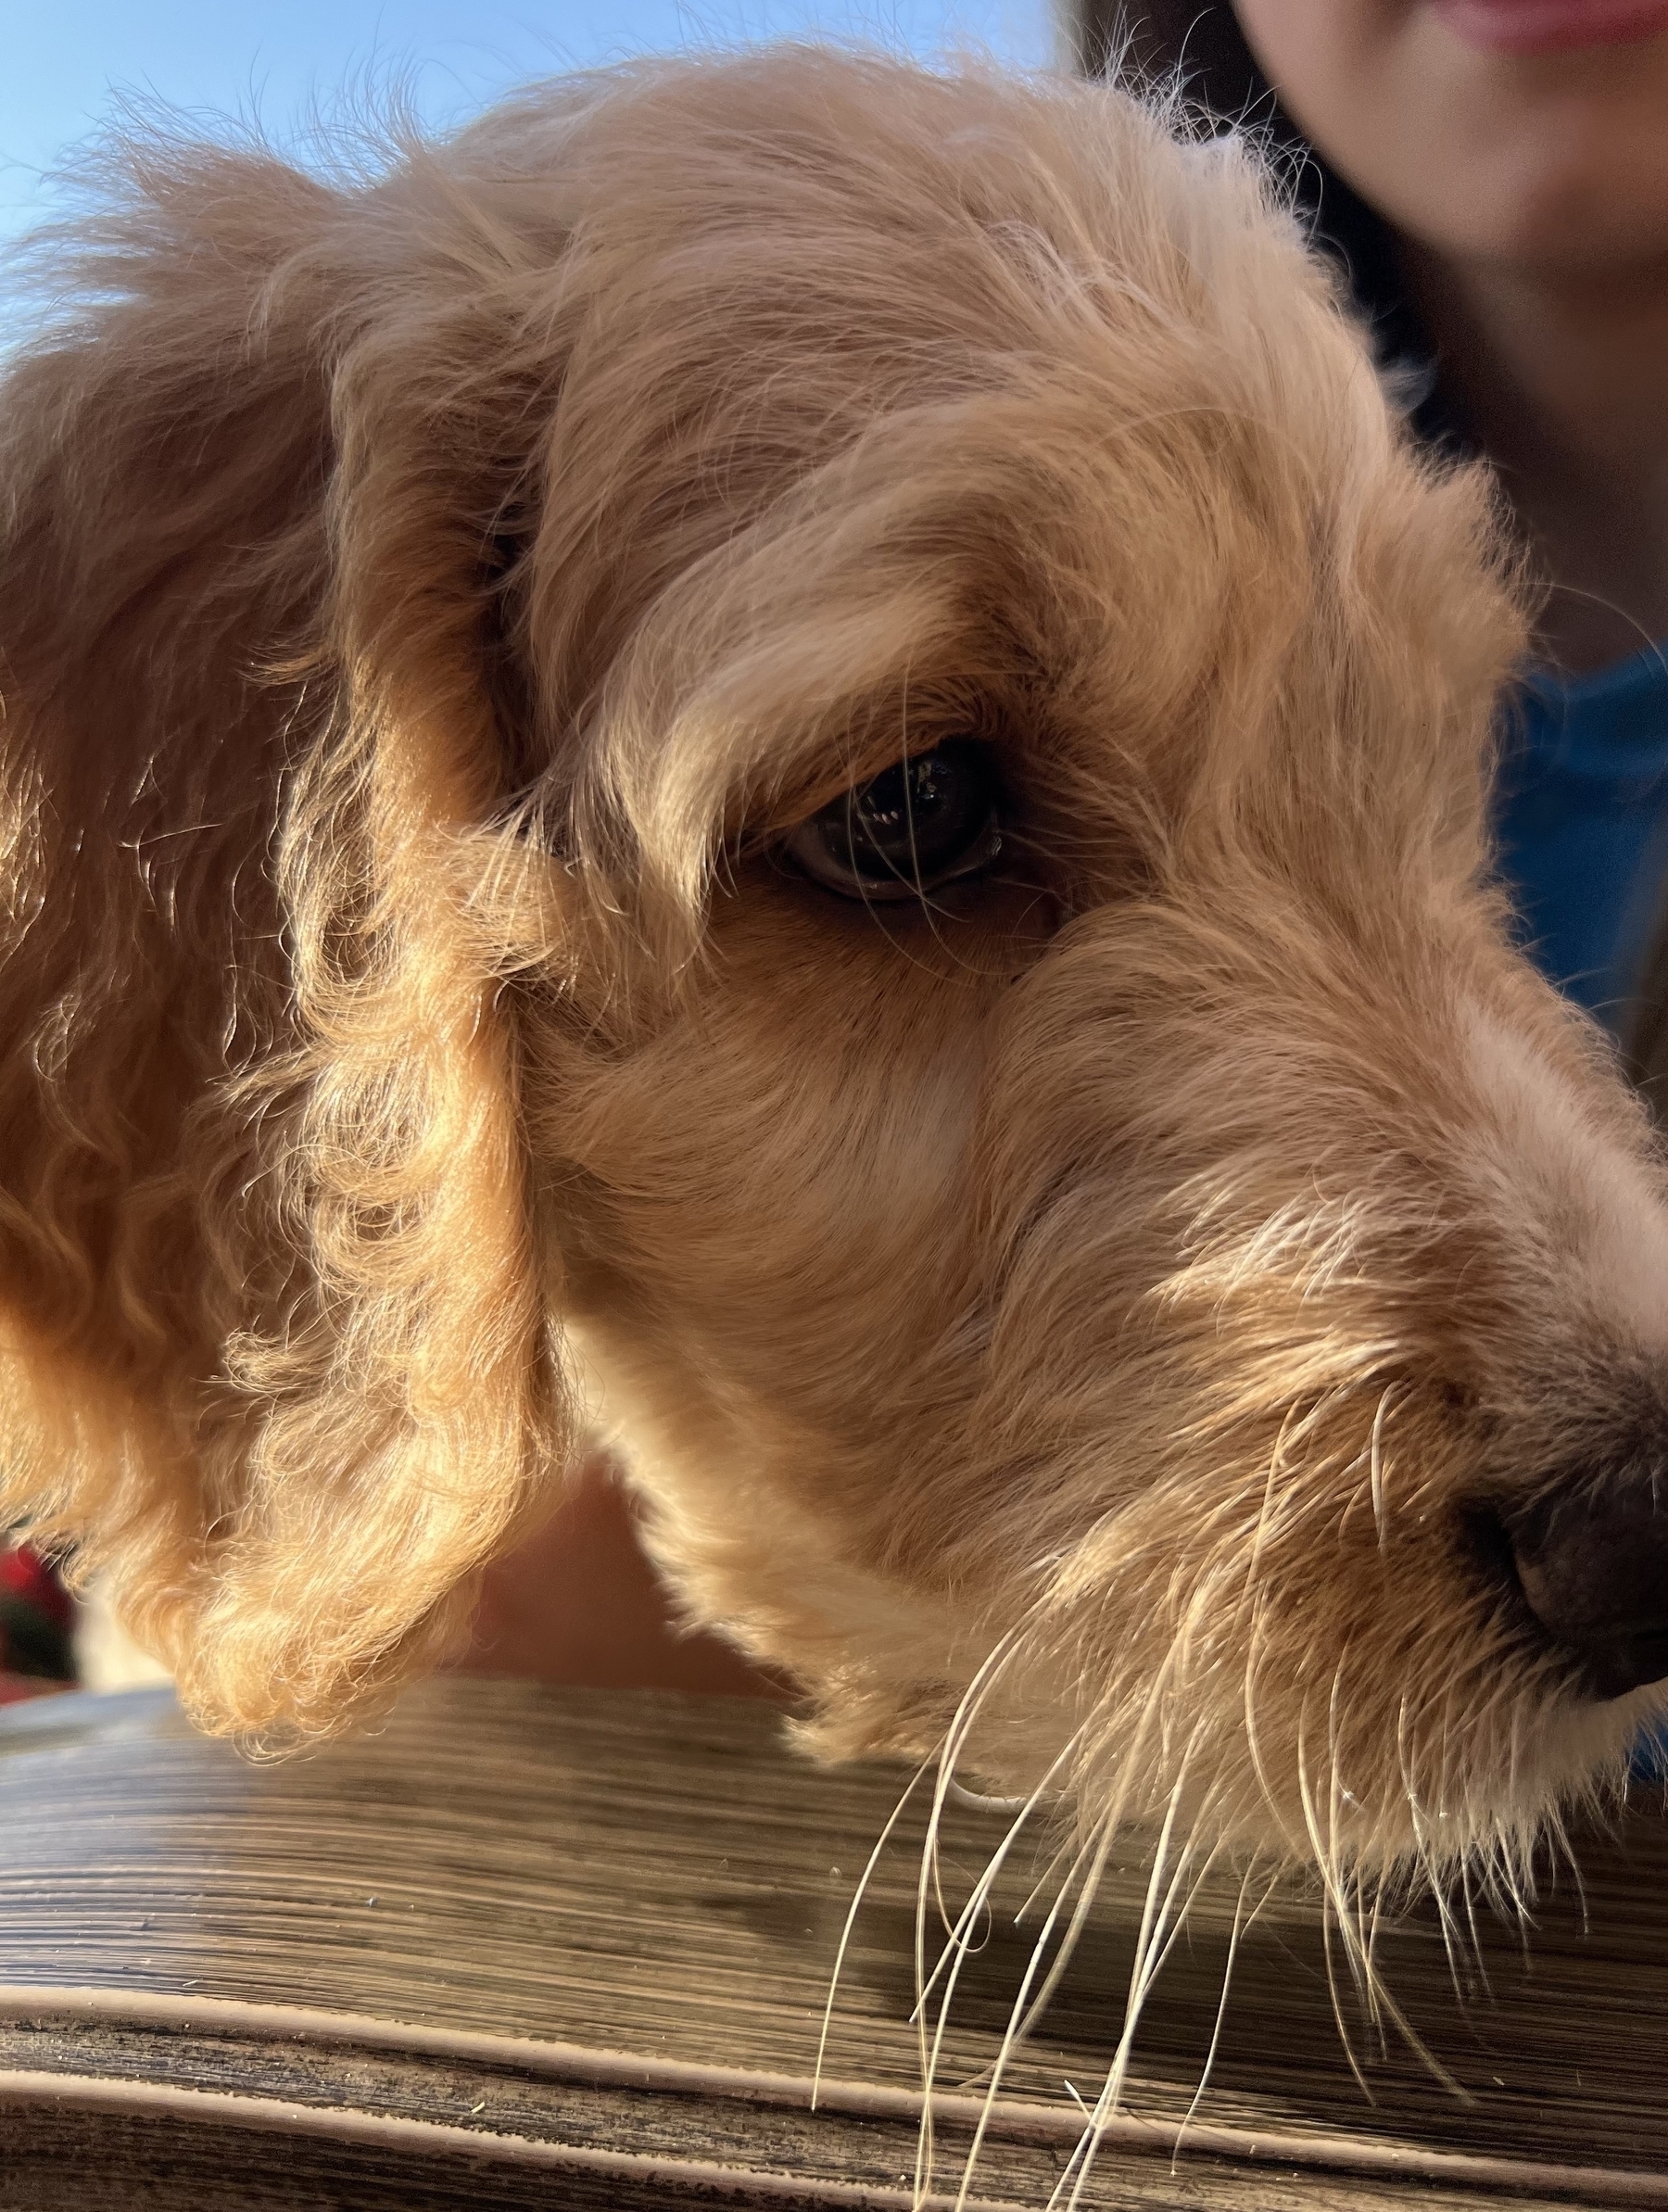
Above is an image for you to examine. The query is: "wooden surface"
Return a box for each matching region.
[1,1680,1666,2207]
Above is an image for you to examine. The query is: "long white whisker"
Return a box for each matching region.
[990,1805,1122,2066]
[1368,1384,1396,1552]
[1055,1774,1191,2212]
[949,1806,1113,2212]
[1295,1711,1372,2103]
[913,1726,1082,2023]
[1173,1859,1278,2165]
[914,1624,1034,2019]
[813,1753,931,2109]
[913,1623,1029,2204]
[916,1725,1087,2157]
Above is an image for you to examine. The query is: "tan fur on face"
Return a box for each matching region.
[3,48,1664,1886]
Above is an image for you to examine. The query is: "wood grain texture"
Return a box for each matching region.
[1,1679,1665,2207]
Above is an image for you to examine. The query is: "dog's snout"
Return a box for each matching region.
[1504,1474,1668,1701]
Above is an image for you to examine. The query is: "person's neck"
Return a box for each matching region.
[1400,242,1668,676]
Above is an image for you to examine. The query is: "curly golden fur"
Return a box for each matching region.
[4,47,1666,1903]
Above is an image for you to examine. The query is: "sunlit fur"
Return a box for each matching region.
[5,49,1667,1925]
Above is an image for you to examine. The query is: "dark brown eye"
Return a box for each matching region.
[784,741,1001,903]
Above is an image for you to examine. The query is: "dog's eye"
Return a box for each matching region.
[784,742,1001,903]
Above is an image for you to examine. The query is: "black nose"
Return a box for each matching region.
[1507,1477,1668,1700]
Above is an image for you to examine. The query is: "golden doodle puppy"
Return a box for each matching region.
[3,46,1664,1902]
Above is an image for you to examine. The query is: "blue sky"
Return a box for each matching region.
[2,0,1057,246]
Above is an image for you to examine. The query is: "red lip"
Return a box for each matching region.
[1434,0,1668,50]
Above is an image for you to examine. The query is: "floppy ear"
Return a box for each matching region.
[0,133,561,1738]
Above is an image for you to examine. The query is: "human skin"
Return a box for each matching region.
[1231,0,1668,673]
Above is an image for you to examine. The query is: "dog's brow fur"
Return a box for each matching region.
[3,46,1667,1909]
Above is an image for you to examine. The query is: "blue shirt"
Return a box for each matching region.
[1494,642,1668,1769]
[1494,642,1668,1030]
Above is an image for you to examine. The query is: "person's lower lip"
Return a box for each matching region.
[1434,0,1668,50]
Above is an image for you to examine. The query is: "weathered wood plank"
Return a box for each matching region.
[0,1680,1663,2207]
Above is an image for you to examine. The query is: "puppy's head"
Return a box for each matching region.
[4,50,1664,1884]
